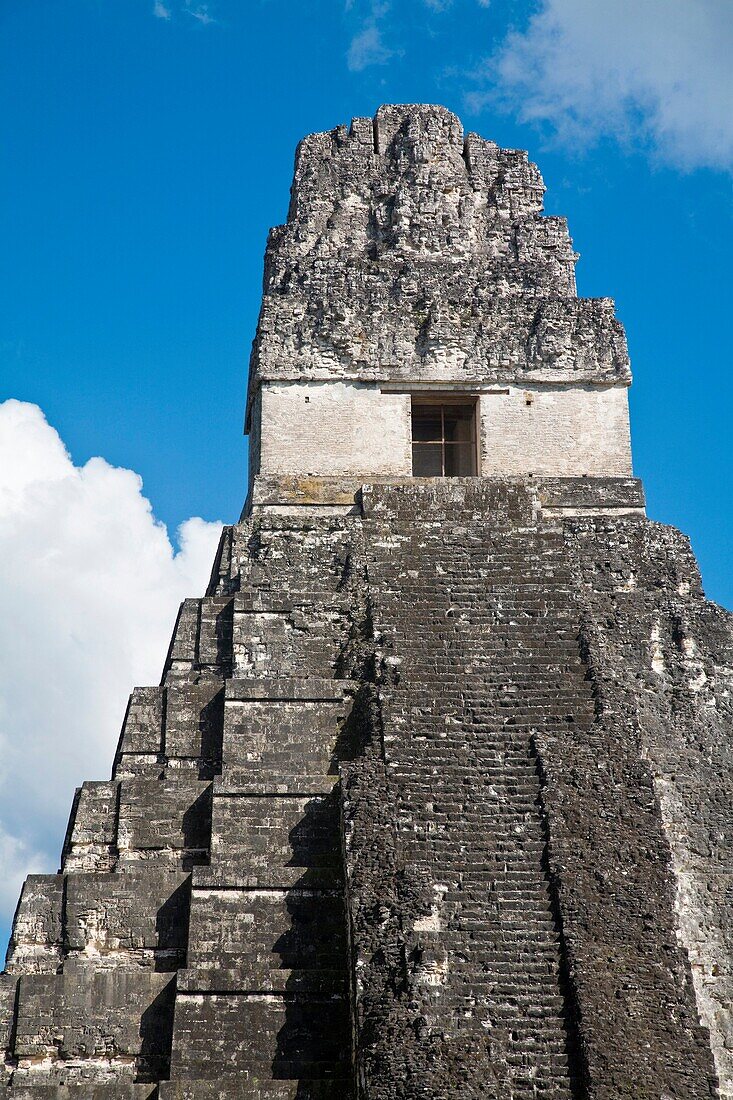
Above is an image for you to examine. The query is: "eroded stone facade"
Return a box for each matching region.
[246,103,631,485]
[1,105,730,1099]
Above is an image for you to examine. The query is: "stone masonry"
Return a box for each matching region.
[1,105,730,1098]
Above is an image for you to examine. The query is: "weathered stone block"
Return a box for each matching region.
[14,965,175,1070]
[64,871,190,963]
[62,782,119,873]
[5,875,64,974]
[168,993,350,1082]
[183,887,346,992]
[165,682,224,767]
[117,686,165,755]
[116,780,212,865]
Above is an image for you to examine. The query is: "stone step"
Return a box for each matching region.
[168,993,351,1082]
[185,889,347,992]
[178,966,347,995]
[7,1087,158,1099]
[209,793,342,878]
[12,967,176,1080]
[193,866,342,891]
[160,1080,353,1099]
[216,773,336,795]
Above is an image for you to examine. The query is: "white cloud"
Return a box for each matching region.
[346,1,396,71]
[476,0,733,172]
[0,400,223,929]
[185,1,216,25]
[347,22,394,70]
[153,0,218,23]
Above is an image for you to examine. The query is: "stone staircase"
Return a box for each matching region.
[351,483,589,1097]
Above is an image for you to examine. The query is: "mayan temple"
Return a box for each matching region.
[2,103,732,1099]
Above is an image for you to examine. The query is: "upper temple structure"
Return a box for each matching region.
[1,105,731,1099]
[246,103,632,490]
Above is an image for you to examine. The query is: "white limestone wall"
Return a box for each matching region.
[480,384,632,477]
[250,379,632,481]
[255,381,412,477]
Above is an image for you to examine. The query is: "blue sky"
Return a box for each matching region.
[0,0,732,948]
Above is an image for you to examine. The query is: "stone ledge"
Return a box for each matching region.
[177,967,347,995]
[224,678,351,703]
[7,1087,158,1099]
[537,476,645,512]
[160,1083,348,1099]
[360,478,536,523]
[192,867,341,891]
[245,474,646,518]
[213,773,337,796]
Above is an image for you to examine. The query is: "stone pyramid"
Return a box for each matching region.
[1,104,730,1099]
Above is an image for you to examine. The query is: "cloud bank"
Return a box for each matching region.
[477,0,733,172]
[0,400,222,925]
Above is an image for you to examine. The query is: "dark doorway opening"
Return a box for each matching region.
[411,399,478,477]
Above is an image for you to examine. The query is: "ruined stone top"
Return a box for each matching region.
[246,104,630,425]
